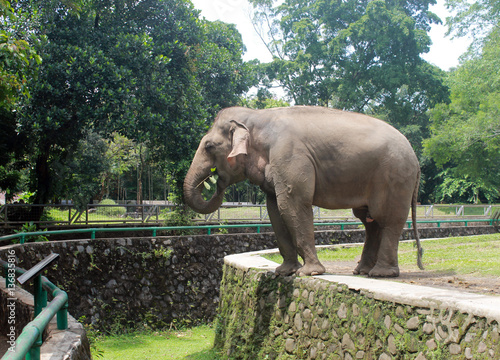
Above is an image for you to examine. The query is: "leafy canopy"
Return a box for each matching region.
[424,28,500,202]
[250,0,443,112]
[10,0,255,205]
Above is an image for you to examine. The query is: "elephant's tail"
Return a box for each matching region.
[412,169,424,270]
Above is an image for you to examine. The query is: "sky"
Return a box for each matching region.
[190,0,472,71]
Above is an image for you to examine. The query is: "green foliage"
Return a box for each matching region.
[56,131,111,209]
[240,88,290,109]
[13,222,48,243]
[2,0,255,205]
[162,206,199,235]
[424,29,500,203]
[0,0,42,110]
[78,315,104,359]
[96,199,126,217]
[445,0,500,45]
[433,170,499,204]
[0,0,42,196]
[250,0,446,116]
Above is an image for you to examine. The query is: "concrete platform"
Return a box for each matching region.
[225,247,500,323]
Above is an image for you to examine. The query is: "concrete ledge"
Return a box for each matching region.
[316,275,500,323]
[226,246,500,323]
[0,277,91,359]
[216,247,500,359]
[41,314,91,360]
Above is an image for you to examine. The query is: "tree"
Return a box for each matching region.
[0,0,41,111]
[57,131,111,209]
[13,0,255,208]
[424,29,500,203]
[195,20,257,115]
[0,0,41,201]
[240,88,290,109]
[250,0,444,112]
[99,133,137,202]
[445,0,500,45]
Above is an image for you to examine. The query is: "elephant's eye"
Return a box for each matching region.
[205,141,215,152]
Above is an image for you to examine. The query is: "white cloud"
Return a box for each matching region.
[421,1,472,70]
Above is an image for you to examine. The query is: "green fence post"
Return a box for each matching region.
[26,338,42,360]
[91,230,96,240]
[41,289,48,308]
[153,229,157,238]
[57,300,68,330]
[28,274,43,360]
[34,274,43,316]
[21,234,26,244]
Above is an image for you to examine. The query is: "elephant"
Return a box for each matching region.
[183,106,424,277]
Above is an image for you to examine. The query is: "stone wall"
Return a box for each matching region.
[0,233,278,331]
[0,225,496,332]
[215,251,500,360]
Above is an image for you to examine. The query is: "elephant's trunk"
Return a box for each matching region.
[183,161,225,215]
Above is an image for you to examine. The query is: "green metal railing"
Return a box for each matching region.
[0,218,497,244]
[1,257,68,360]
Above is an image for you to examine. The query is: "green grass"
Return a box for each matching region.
[92,325,220,360]
[263,234,500,278]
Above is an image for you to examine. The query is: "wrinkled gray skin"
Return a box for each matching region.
[184,106,423,277]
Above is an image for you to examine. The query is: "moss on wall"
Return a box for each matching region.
[215,265,500,359]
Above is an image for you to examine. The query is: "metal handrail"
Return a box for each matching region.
[0,218,497,244]
[1,260,68,360]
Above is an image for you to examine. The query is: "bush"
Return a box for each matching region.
[96,199,126,217]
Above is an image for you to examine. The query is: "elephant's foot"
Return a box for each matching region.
[296,262,326,277]
[353,262,373,276]
[368,264,400,278]
[275,261,302,276]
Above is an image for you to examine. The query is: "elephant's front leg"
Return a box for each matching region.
[274,194,325,276]
[266,194,302,276]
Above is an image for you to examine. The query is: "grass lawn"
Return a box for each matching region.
[92,325,219,360]
[263,233,500,278]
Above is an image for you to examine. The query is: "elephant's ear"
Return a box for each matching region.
[228,120,249,161]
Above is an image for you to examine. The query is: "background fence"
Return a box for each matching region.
[0,203,498,227]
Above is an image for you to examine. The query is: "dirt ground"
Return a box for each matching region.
[322,260,500,296]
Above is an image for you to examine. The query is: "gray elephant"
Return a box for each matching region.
[184,106,423,277]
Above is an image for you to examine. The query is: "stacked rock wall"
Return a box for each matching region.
[215,255,500,360]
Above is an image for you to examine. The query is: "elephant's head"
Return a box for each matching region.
[183,113,250,214]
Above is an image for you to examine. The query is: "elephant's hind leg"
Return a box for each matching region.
[368,225,402,277]
[353,207,382,275]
